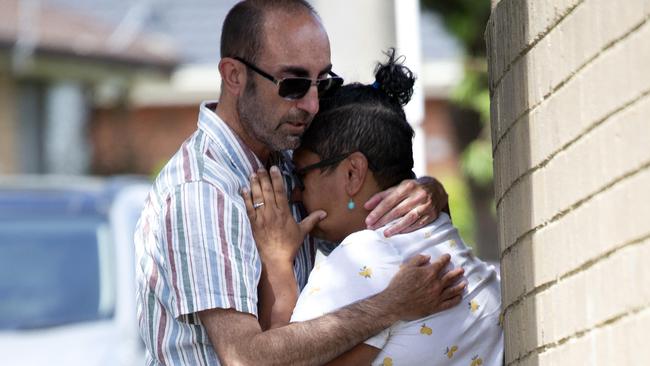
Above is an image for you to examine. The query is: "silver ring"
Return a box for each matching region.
[253,201,265,209]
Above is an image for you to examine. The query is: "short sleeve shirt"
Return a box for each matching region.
[135,101,316,365]
[290,213,504,366]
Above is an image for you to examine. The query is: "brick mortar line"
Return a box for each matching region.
[506,303,650,366]
[489,0,585,94]
[495,86,650,209]
[499,158,650,263]
[491,13,650,158]
[501,230,650,320]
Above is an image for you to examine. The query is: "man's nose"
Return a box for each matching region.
[296,85,319,116]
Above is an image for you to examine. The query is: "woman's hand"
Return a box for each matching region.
[364,176,449,237]
[242,166,326,330]
[242,166,326,265]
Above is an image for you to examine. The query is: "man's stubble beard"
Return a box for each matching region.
[237,79,311,152]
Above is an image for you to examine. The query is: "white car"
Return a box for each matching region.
[0,176,150,366]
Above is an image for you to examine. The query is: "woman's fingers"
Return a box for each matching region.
[269,166,288,212]
[250,172,265,213]
[241,187,255,221]
[256,168,276,209]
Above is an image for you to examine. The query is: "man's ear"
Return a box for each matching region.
[218,58,246,96]
[344,152,369,197]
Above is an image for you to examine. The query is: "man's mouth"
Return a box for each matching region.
[283,121,308,133]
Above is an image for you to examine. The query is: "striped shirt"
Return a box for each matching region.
[134,101,316,365]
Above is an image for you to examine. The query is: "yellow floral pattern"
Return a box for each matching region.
[471,355,483,366]
[359,266,372,278]
[420,324,432,335]
[469,300,480,313]
[382,356,393,366]
[445,345,458,358]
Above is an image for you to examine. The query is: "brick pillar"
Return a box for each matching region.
[487,1,650,364]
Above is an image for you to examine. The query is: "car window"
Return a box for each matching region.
[0,218,115,330]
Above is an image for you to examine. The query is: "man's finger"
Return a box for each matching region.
[397,211,439,237]
[363,188,392,212]
[436,295,463,312]
[440,281,467,301]
[298,210,327,237]
[440,267,464,285]
[405,254,432,267]
[427,254,451,275]
[366,181,424,230]
[364,181,413,228]
[383,206,421,237]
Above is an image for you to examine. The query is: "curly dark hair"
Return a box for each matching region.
[299,48,417,190]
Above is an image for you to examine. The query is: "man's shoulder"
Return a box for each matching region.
[156,132,239,190]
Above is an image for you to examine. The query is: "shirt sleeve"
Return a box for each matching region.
[159,181,260,320]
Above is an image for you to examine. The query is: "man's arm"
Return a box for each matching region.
[365,176,449,237]
[200,254,464,366]
[244,168,464,332]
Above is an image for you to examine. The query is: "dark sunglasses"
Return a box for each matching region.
[234,57,344,100]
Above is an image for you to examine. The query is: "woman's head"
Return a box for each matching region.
[294,49,416,241]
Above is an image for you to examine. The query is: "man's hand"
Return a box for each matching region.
[378,254,465,321]
[364,176,448,237]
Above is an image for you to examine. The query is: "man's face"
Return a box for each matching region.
[237,10,332,151]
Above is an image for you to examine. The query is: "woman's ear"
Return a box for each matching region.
[344,152,369,197]
[218,58,247,96]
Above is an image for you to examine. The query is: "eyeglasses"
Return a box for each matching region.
[293,153,350,191]
[293,152,377,191]
[234,57,344,100]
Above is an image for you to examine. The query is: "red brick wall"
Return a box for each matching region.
[90,104,198,175]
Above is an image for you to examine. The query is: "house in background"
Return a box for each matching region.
[38,0,466,177]
[0,0,177,175]
[1,0,494,256]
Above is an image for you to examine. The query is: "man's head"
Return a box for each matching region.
[219,0,336,155]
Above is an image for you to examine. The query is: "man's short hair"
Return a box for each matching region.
[220,0,318,64]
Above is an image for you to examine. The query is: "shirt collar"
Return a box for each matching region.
[197,101,264,177]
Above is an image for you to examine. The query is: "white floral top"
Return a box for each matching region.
[291,213,504,365]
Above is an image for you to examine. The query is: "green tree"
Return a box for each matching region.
[421,0,497,258]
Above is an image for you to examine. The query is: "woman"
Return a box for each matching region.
[244,50,503,365]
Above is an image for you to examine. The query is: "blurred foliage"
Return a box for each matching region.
[440,174,475,247]
[422,0,493,190]
[461,139,493,186]
[420,0,491,57]
[422,0,495,252]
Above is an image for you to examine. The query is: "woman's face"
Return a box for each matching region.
[293,148,348,242]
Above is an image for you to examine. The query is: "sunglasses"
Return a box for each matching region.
[234,57,344,100]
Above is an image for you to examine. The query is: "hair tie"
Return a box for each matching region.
[371,81,381,89]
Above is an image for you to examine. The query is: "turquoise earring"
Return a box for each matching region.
[347,198,355,210]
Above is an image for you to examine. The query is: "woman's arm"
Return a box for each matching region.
[243,166,326,329]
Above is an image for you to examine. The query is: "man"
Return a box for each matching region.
[135,1,461,365]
